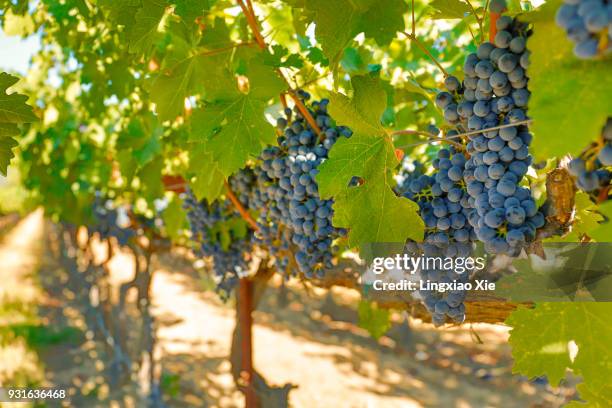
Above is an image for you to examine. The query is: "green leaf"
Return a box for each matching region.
[162,193,187,241]
[173,0,208,24]
[188,144,225,202]
[357,300,392,339]
[150,56,205,122]
[200,95,276,176]
[0,73,39,124]
[0,137,19,176]
[526,0,612,160]
[317,75,424,249]
[428,0,471,19]
[507,303,612,406]
[305,0,405,60]
[0,73,38,176]
[589,201,612,242]
[555,192,605,242]
[128,0,168,55]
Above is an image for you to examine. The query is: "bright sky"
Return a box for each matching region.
[0,27,40,74]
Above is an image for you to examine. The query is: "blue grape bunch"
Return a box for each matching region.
[182,188,252,298]
[435,13,546,256]
[555,0,612,59]
[398,147,475,325]
[568,118,612,193]
[248,91,348,278]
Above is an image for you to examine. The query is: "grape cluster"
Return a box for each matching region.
[183,189,252,297]
[568,118,612,192]
[555,0,612,59]
[398,147,475,325]
[435,14,546,256]
[91,196,135,246]
[248,91,348,278]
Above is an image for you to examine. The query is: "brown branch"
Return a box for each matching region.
[401,31,449,77]
[286,90,323,136]
[225,180,259,231]
[237,0,267,49]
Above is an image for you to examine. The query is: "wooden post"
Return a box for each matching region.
[238,278,256,407]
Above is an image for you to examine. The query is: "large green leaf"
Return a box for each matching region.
[304,0,405,60]
[507,303,612,406]
[526,0,612,160]
[194,94,276,177]
[317,75,424,249]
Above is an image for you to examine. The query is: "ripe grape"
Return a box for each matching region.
[555,0,612,59]
[568,118,612,194]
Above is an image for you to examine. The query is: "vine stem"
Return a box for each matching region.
[393,129,466,150]
[465,0,484,43]
[400,31,449,77]
[395,119,533,149]
[224,180,259,231]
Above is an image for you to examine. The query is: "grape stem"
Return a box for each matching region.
[393,129,466,150]
[225,180,260,231]
[395,119,533,149]
[465,0,484,43]
[400,31,449,77]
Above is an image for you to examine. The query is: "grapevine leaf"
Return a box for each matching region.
[357,300,392,339]
[173,0,208,24]
[305,0,405,60]
[128,0,168,55]
[0,73,39,124]
[202,95,276,176]
[0,137,19,176]
[589,201,612,242]
[428,0,471,19]
[0,73,38,175]
[526,0,612,159]
[359,0,406,46]
[0,123,20,137]
[507,303,612,406]
[162,193,187,241]
[317,75,424,249]
[188,144,225,202]
[240,52,286,101]
[150,57,197,121]
[556,192,605,242]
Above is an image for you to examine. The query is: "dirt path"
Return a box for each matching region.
[149,253,573,408]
